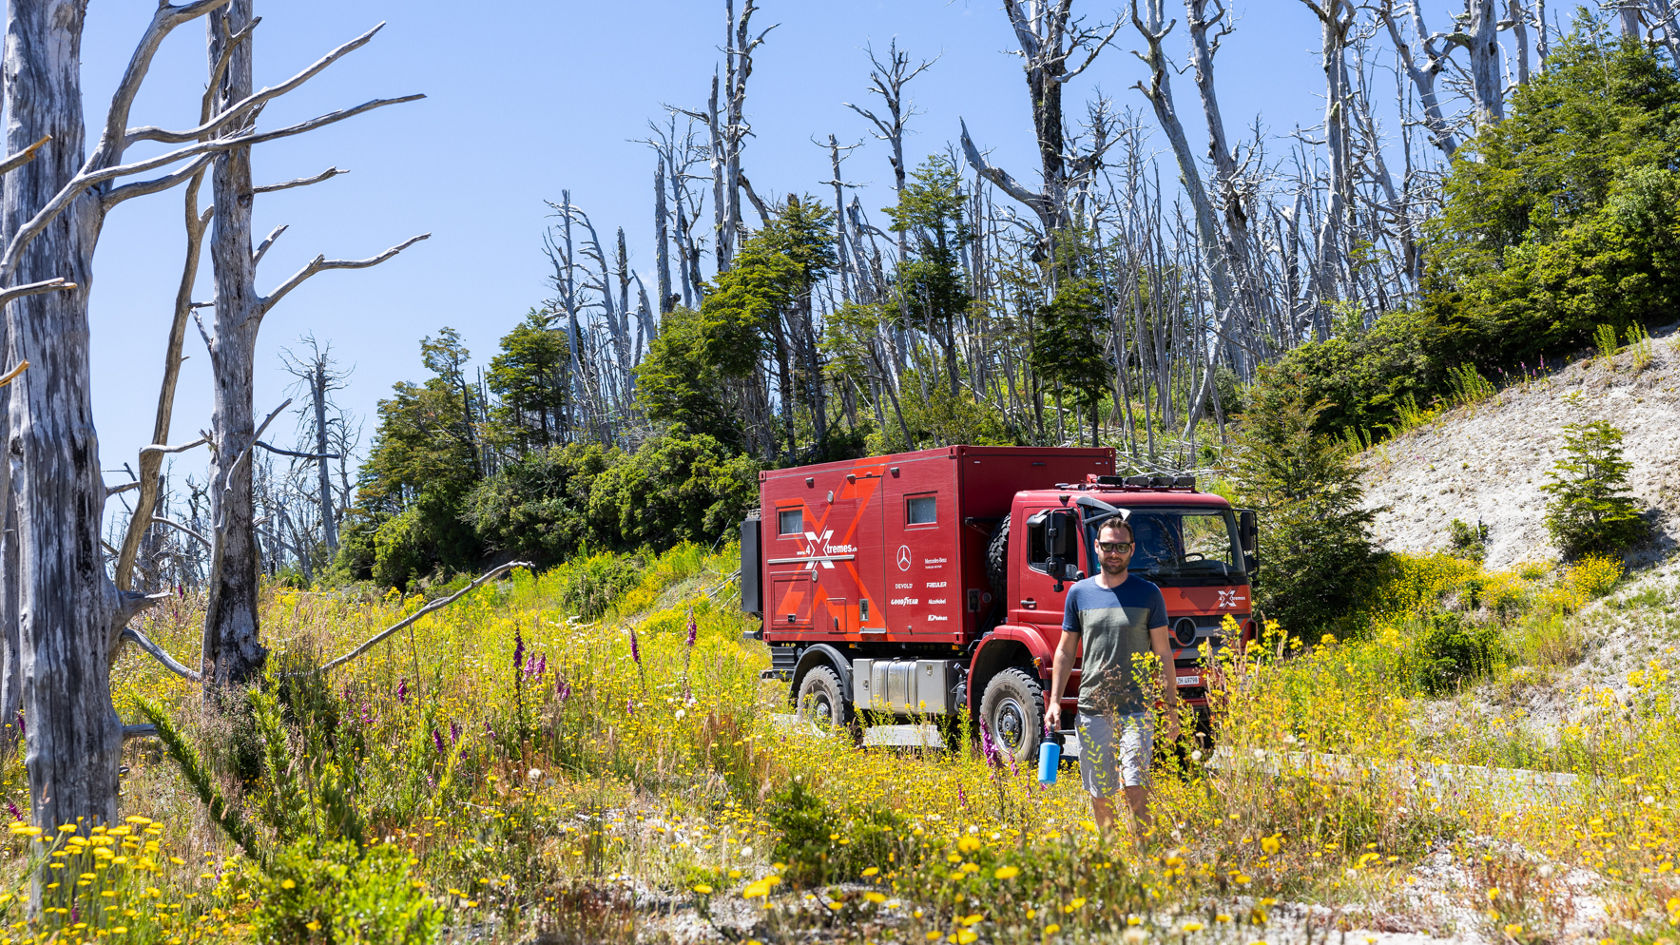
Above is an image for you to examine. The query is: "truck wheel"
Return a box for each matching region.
[978,668,1042,765]
[794,666,850,731]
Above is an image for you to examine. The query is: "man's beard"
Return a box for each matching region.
[1101,559,1128,577]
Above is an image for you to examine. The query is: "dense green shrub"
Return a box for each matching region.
[1232,365,1381,636]
[1448,518,1489,562]
[464,442,615,564]
[585,429,759,549]
[1415,613,1505,694]
[1542,419,1647,559]
[557,552,645,621]
[248,838,441,945]
[768,780,905,887]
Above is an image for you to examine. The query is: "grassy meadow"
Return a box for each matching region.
[0,542,1675,943]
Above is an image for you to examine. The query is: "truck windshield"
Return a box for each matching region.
[1088,508,1245,586]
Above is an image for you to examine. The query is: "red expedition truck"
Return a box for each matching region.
[740,445,1259,762]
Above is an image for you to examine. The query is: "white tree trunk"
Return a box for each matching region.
[202,0,268,692]
[1466,0,1505,126]
[3,0,123,835]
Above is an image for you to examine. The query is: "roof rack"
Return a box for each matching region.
[1080,473,1197,491]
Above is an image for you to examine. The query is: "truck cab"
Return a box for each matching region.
[740,448,1258,764]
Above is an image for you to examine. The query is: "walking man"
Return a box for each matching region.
[1045,514,1180,835]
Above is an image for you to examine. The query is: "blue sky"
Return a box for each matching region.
[81,0,1338,497]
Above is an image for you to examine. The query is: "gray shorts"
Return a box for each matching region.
[1076,710,1153,797]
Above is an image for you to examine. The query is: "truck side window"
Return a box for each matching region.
[1026,513,1050,573]
[905,495,936,525]
[777,508,802,535]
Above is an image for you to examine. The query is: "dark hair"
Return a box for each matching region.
[1097,517,1133,541]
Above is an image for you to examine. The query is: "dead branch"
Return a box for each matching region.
[139,435,209,456]
[114,588,174,628]
[119,627,202,683]
[101,153,215,211]
[252,224,289,268]
[254,440,338,460]
[0,278,77,309]
[321,560,534,672]
[106,481,143,497]
[253,166,345,195]
[0,135,52,177]
[259,233,429,316]
[151,516,213,551]
[1,94,423,282]
[124,23,388,146]
[0,360,29,388]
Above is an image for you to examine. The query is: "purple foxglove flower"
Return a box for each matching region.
[6,802,19,822]
[626,697,635,715]
[556,675,571,702]
[396,678,408,705]
[535,654,546,677]
[449,720,461,744]
[512,629,525,672]
[629,626,641,666]
[686,609,698,648]
[432,728,445,755]
[978,719,1000,768]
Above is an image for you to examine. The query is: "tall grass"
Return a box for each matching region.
[6,540,1672,943]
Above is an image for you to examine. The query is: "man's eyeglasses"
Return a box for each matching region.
[1096,541,1133,554]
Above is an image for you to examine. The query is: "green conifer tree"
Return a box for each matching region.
[1542,419,1646,559]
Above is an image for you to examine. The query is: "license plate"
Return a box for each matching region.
[1175,675,1199,687]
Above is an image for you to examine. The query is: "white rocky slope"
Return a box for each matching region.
[1358,322,1680,571]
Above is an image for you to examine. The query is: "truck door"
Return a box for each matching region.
[1009,505,1081,644]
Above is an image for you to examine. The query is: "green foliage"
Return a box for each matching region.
[1424,24,1680,367]
[1542,418,1647,559]
[1414,614,1505,695]
[557,552,644,621]
[767,779,903,887]
[1030,276,1110,435]
[1595,323,1620,364]
[584,429,758,550]
[133,696,261,858]
[1263,306,1452,442]
[638,198,836,450]
[868,372,1015,453]
[485,308,570,454]
[1447,518,1489,562]
[464,442,614,564]
[1233,366,1381,636]
[247,838,441,945]
[1445,364,1496,408]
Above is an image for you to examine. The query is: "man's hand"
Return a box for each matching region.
[1044,701,1062,733]
[1163,706,1181,744]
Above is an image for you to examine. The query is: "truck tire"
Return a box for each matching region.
[794,666,850,730]
[978,667,1042,765]
[985,516,1011,603]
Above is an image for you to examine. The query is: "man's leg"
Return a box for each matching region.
[1090,794,1116,832]
[1116,713,1156,840]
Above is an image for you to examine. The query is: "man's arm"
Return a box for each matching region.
[1148,623,1182,741]
[1045,629,1080,732]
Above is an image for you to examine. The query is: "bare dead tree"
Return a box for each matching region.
[962,0,1124,239]
[0,0,241,855]
[844,39,936,262]
[1463,0,1507,125]
[279,334,351,557]
[1376,0,1463,156]
[198,4,425,693]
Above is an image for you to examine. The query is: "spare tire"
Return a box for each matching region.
[985,515,1011,604]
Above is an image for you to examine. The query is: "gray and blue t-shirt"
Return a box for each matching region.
[1062,575,1168,715]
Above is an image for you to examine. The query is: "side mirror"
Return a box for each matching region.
[1238,509,1259,576]
[1046,509,1080,590]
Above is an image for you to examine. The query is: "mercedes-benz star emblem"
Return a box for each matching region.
[896,545,912,571]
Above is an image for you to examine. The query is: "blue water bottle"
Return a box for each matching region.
[1038,729,1063,784]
